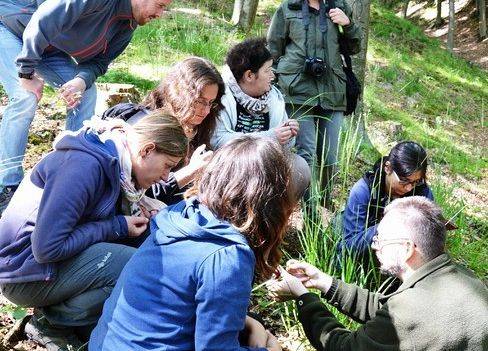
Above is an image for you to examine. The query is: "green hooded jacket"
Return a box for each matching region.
[267,0,362,111]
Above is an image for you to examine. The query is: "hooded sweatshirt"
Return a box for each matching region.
[0,130,128,284]
[89,197,266,351]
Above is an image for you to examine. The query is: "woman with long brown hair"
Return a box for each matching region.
[102,56,225,205]
[90,135,295,351]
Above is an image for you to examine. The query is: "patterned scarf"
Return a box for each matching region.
[222,65,271,114]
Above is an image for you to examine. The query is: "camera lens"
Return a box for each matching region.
[312,63,325,77]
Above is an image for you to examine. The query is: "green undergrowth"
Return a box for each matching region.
[366,3,487,178]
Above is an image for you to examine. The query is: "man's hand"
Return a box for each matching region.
[124,216,149,237]
[266,266,308,301]
[59,77,86,109]
[329,8,350,26]
[286,259,333,293]
[20,75,44,101]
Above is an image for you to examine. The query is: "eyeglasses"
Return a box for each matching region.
[371,234,411,251]
[392,170,425,187]
[194,98,218,110]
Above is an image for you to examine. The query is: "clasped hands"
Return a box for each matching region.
[266,260,333,301]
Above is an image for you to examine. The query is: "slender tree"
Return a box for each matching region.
[232,0,259,31]
[447,0,455,52]
[435,0,444,27]
[480,0,487,39]
[403,0,410,18]
[346,0,373,143]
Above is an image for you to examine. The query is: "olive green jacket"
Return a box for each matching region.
[297,254,488,350]
[267,0,362,111]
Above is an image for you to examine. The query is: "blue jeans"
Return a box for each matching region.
[0,23,97,190]
[287,104,344,203]
[1,242,135,327]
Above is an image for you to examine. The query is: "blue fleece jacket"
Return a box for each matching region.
[339,175,434,254]
[0,130,128,284]
[90,197,266,351]
[0,0,136,88]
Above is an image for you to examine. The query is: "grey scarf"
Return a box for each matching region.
[222,65,271,114]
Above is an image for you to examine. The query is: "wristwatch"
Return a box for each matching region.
[18,72,34,80]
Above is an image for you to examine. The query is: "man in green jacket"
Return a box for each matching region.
[267,0,362,204]
[267,196,488,350]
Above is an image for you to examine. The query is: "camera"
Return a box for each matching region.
[304,57,326,78]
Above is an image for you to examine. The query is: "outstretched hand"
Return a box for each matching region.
[286,259,333,293]
[59,77,86,109]
[188,144,213,175]
[266,266,308,301]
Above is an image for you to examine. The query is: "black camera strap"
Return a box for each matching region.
[301,0,328,59]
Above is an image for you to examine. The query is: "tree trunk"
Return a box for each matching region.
[447,0,455,52]
[435,0,444,27]
[480,0,487,39]
[346,0,372,145]
[403,0,410,18]
[232,0,259,31]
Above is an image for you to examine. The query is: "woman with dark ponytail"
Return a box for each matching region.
[338,141,434,256]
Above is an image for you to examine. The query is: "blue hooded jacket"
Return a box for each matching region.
[0,130,128,284]
[90,197,266,351]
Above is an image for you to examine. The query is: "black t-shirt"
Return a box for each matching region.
[235,102,270,133]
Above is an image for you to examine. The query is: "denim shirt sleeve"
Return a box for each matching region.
[341,179,376,252]
[194,244,266,351]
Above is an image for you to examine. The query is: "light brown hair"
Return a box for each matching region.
[132,110,189,158]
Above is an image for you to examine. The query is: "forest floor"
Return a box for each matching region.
[0,0,486,350]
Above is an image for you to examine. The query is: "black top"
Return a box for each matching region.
[235,102,270,133]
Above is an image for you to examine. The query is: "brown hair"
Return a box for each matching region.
[195,135,296,280]
[142,57,225,149]
[132,110,189,158]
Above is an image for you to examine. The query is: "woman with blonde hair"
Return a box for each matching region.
[102,57,225,205]
[90,135,294,351]
[0,112,188,350]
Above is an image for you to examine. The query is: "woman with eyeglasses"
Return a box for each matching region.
[102,57,225,206]
[338,141,434,258]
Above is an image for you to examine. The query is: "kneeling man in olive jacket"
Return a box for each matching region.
[267,196,488,351]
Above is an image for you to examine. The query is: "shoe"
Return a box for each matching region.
[24,313,83,351]
[0,185,17,217]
